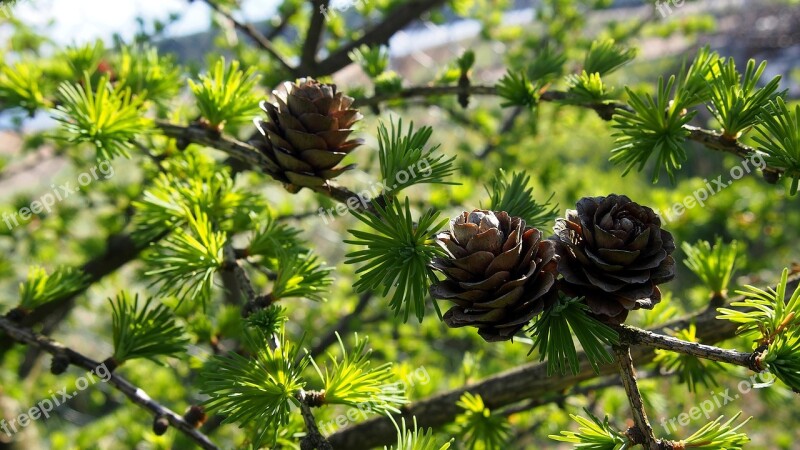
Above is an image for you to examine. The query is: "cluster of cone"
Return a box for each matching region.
[250,80,675,342]
[430,195,676,342]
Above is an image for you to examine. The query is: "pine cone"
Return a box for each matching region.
[551,195,676,324]
[429,210,559,342]
[253,78,363,188]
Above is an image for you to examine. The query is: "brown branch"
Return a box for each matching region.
[310,0,449,76]
[354,85,498,108]
[684,125,783,178]
[0,316,220,450]
[615,325,762,371]
[612,343,659,450]
[297,392,333,450]
[325,273,800,450]
[153,121,375,214]
[265,4,298,40]
[477,106,524,160]
[355,84,786,180]
[300,0,330,72]
[202,0,296,75]
[307,292,373,360]
[0,230,169,367]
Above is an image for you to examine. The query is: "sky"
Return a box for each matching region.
[10,0,279,43]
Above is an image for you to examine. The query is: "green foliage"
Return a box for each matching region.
[682,237,740,297]
[549,410,628,449]
[611,75,695,183]
[753,97,800,195]
[376,118,457,195]
[350,45,390,78]
[565,70,613,102]
[188,57,261,130]
[115,46,181,105]
[706,58,782,140]
[528,44,566,82]
[245,305,288,336]
[133,153,259,239]
[17,265,89,310]
[0,61,50,112]
[764,332,800,393]
[385,417,453,450]
[109,292,188,365]
[496,70,538,108]
[271,250,332,302]
[63,40,105,79]
[717,268,800,344]
[529,295,619,375]
[483,170,557,229]
[653,324,724,392]
[53,74,151,160]
[454,392,510,450]
[681,413,750,449]
[309,333,406,412]
[143,207,226,307]
[246,211,301,257]
[200,330,308,447]
[345,197,447,322]
[456,50,475,74]
[582,39,636,77]
[674,46,720,107]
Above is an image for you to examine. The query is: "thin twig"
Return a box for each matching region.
[0,230,169,365]
[222,244,272,318]
[153,121,375,214]
[477,105,524,160]
[615,325,763,371]
[0,317,220,450]
[297,391,333,450]
[310,0,449,76]
[265,4,298,40]
[201,0,296,75]
[612,343,659,450]
[307,292,373,360]
[355,84,786,179]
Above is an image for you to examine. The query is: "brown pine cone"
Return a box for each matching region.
[429,210,559,341]
[551,194,676,324]
[252,78,362,188]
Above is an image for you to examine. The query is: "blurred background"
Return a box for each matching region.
[1,0,800,448]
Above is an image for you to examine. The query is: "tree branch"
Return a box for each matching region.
[477,106,524,160]
[310,0,449,76]
[300,0,329,72]
[612,343,659,450]
[354,84,786,179]
[201,0,296,75]
[615,325,762,371]
[307,292,372,360]
[297,391,333,450]
[325,273,800,450]
[0,230,169,366]
[153,121,374,213]
[0,316,220,450]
